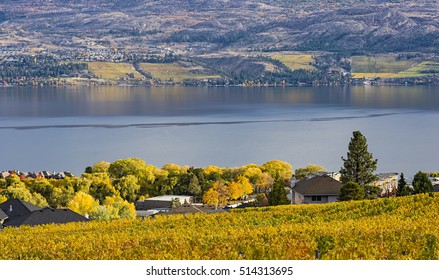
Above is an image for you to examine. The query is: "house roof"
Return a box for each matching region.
[3,207,89,227]
[158,204,226,215]
[0,198,42,221]
[143,195,193,202]
[0,208,8,221]
[293,175,342,196]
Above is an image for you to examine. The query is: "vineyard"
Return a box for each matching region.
[1,194,438,260]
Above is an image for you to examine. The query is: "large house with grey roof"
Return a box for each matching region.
[291,174,342,204]
[0,198,88,227]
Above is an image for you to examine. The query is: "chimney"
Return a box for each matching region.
[9,205,12,213]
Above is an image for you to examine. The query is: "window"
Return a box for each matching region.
[312,196,322,202]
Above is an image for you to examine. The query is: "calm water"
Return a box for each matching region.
[0,86,438,178]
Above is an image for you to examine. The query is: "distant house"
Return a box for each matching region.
[157,204,226,216]
[372,173,399,197]
[0,171,10,179]
[0,199,88,227]
[135,195,193,211]
[291,175,342,204]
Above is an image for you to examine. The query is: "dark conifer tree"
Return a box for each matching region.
[340,131,379,198]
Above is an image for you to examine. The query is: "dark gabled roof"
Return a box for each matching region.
[3,207,89,227]
[293,175,342,196]
[0,198,42,221]
[0,208,8,221]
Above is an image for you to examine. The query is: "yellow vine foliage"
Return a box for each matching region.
[1,194,439,260]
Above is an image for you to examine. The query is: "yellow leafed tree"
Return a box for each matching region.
[203,181,230,207]
[229,176,253,200]
[67,191,99,216]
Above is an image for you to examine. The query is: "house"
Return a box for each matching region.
[0,198,42,222]
[0,208,8,224]
[372,173,399,197]
[0,199,88,227]
[135,195,193,210]
[291,174,342,204]
[3,207,89,227]
[156,204,226,216]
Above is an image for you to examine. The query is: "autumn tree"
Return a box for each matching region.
[103,196,136,219]
[67,191,99,216]
[114,175,140,202]
[92,161,111,173]
[262,160,293,185]
[202,181,230,208]
[84,173,118,203]
[256,172,274,193]
[241,164,263,186]
[340,131,378,198]
[229,176,253,201]
[295,164,326,180]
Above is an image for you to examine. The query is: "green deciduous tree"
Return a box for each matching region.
[412,171,434,194]
[188,175,202,196]
[340,131,378,198]
[114,175,140,202]
[338,181,364,201]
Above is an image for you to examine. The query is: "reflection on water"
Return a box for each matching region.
[1,86,439,117]
[0,86,438,177]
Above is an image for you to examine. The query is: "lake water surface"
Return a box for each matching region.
[0,85,438,178]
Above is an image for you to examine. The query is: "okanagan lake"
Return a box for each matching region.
[0,86,438,178]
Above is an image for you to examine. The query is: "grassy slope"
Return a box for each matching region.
[87,62,143,80]
[271,54,315,71]
[351,56,439,79]
[140,63,220,82]
[1,194,438,260]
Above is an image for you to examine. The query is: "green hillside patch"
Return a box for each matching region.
[87,62,143,80]
[140,63,220,82]
[1,194,438,260]
[271,54,315,71]
[352,56,439,78]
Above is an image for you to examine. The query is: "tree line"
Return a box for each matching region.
[0,159,295,219]
[0,55,88,83]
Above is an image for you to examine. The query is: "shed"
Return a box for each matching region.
[135,195,193,210]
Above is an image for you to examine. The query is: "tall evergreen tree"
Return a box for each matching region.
[340,131,378,198]
[397,172,412,196]
[412,171,434,194]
